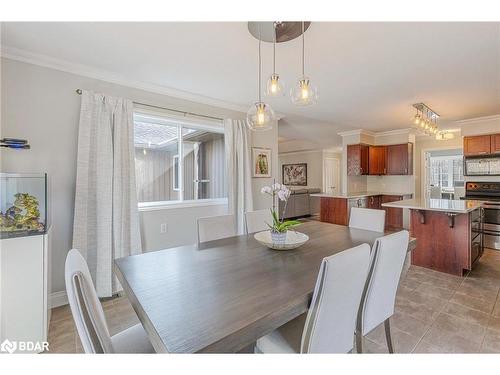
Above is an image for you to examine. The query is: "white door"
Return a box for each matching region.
[323,158,340,195]
[423,151,431,200]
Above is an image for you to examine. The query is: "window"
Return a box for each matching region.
[172,155,180,191]
[429,155,464,189]
[134,112,226,205]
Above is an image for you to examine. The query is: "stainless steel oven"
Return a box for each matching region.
[482,202,500,250]
[462,182,500,251]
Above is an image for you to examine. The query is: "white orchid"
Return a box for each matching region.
[261,186,272,194]
[260,180,299,233]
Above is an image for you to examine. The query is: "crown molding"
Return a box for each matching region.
[1,45,252,114]
[337,128,413,138]
[278,149,324,156]
[337,129,376,137]
[455,114,500,124]
[375,128,414,137]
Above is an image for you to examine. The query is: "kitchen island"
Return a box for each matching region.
[311,192,412,230]
[382,198,483,276]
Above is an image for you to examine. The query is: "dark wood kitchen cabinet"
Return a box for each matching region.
[386,143,413,175]
[367,195,381,209]
[464,135,491,156]
[368,146,387,175]
[320,197,348,225]
[347,144,369,176]
[491,134,500,154]
[381,195,404,230]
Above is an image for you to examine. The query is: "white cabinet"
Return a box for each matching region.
[0,230,51,353]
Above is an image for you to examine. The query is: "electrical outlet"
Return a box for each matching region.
[160,223,168,233]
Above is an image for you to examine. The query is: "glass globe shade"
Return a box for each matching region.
[246,102,275,131]
[265,74,285,97]
[413,114,421,127]
[290,77,318,106]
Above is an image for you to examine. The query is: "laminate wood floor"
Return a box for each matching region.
[46,249,500,354]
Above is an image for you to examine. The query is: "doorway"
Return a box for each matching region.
[423,148,464,200]
[323,157,340,195]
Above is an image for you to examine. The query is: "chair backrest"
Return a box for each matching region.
[300,243,371,353]
[197,214,236,244]
[358,230,410,335]
[430,185,441,199]
[349,207,385,232]
[65,249,114,353]
[245,209,273,234]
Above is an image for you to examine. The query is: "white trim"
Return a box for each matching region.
[375,128,414,137]
[337,129,376,137]
[50,290,68,308]
[420,145,463,200]
[1,45,249,114]
[138,198,228,212]
[455,114,500,124]
[278,149,324,156]
[338,128,414,138]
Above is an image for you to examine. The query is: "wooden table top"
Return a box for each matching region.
[114,221,416,353]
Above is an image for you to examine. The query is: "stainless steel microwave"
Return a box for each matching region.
[464,156,500,176]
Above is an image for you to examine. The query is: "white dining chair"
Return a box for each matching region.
[65,249,155,353]
[245,209,273,234]
[349,207,385,232]
[355,230,410,353]
[255,243,371,353]
[197,214,236,244]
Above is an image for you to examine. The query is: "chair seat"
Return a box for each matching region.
[111,323,155,353]
[255,313,307,353]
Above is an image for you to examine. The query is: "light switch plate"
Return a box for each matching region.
[160,223,167,233]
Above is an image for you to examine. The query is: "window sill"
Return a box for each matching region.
[138,198,228,212]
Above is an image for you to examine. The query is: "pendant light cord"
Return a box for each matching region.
[302,21,305,77]
[273,23,276,74]
[258,25,262,102]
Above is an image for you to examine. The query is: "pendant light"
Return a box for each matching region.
[265,22,285,97]
[247,26,275,131]
[291,21,318,106]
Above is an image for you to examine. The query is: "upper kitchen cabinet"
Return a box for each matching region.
[464,135,491,156]
[386,143,413,175]
[491,134,500,154]
[368,146,387,175]
[347,144,369,176]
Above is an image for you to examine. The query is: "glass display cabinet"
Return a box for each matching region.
[0,172,47,239]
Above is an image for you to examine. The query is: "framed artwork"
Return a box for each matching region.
[282,163,307,186]
[252,147,272,178]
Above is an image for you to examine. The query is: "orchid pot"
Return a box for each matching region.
[271,230,287,245]
[261,181,301,246]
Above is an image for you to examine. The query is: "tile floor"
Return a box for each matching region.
[46,249,500,354]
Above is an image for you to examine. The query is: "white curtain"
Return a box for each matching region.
[73,90,142,297]
[224,119,253,234]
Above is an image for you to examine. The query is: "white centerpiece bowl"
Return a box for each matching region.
[254,230,309,250]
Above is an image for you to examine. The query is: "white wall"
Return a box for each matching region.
[278,150,342,192]
[140,201,228,252]
[252,121,279,210]
[278,150,323,189]
[0,57,278,296]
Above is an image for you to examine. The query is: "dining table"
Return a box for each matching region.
[114,220,416,353]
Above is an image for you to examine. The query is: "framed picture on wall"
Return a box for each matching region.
[252,147,272,178]
[282,163,307,186]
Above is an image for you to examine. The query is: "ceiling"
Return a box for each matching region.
[2,22,499,150]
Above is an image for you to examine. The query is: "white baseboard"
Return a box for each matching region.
[50,290,68,308]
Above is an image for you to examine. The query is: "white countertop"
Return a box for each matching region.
[381,198,483,213]
[311,191,413,199]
